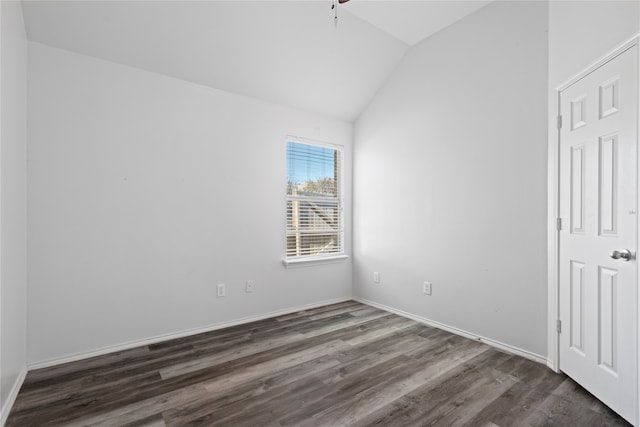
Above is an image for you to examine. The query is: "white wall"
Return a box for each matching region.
[353,1,548,357]
[27,42,353,365]
[546,0,639,366]
[548,1,639,88]
[0,0,28,421]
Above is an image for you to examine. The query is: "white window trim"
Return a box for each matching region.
[284,135,345,265]
[282,254,349,268]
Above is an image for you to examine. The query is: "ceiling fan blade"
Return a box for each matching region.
[338,0,350,3]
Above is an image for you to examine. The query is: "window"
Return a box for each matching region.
[286,138,344,260]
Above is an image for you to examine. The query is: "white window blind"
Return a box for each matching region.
[286,138,344,259]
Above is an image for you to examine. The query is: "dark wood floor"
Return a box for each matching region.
[7,301,630,426]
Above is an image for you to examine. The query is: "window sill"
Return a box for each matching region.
[282,255,349,268]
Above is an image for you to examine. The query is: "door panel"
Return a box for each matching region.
[559,44,638,425]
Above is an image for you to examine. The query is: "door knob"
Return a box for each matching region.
[610,249,634,261]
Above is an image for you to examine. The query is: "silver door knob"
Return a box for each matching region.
[610,249,634,261]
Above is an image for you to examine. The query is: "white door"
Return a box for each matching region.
[559,44,638,425]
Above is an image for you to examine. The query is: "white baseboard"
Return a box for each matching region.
[1,366,27,427]
[29,296,352,370]
[354,297,547,365]
[547,359,561,373]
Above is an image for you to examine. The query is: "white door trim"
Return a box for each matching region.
[548,33,640,421]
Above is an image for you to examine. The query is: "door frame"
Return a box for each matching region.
[548,34,640,422]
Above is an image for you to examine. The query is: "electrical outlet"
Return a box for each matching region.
[423,281,432,295]
[245,280,254,293]
[217,283,226,297]
[373,272,380,283]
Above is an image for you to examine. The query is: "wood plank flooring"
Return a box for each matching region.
[6,301,630,426]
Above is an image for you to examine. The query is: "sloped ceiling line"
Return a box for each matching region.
[21,1,490,122]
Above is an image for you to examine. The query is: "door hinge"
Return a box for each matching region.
[557,115,563,129]
[556,218,562,231]
[556,319,562,333]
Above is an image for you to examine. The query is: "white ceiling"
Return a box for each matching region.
[21,1,491,122]
[344,1,492,46]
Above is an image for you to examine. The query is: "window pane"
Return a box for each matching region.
[287,142,338,196]
[286,140,343,259]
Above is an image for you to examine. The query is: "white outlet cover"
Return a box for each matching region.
[217,283,226,297]
[423,281,432,295]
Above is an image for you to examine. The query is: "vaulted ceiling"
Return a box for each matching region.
[21,1,491,122]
